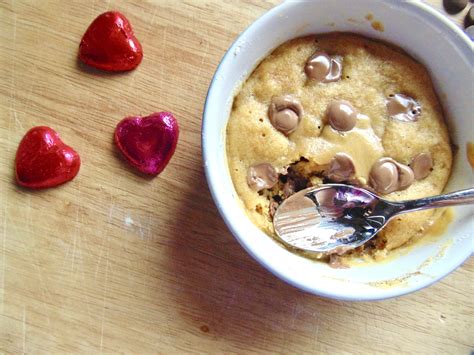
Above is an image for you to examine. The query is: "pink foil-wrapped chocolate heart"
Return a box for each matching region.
[114,112,179,176]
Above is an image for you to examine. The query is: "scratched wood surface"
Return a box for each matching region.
[0,0,472,353]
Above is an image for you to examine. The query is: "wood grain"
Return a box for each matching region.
[0,0,472,353]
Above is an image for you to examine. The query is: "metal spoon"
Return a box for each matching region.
[273,184,474,254]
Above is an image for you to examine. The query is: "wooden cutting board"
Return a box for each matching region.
[0,0,472,353]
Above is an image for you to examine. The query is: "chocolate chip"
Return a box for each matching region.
[397,163,415,190]
[326,57,343,82]
[284,167,309,193]
[465,6,474,27]
[282,180,296,198]
[268,95,303,135]
[386,94,422,122]
[326,100,358,131]
[327,153,356,182]
[247,163,278,191]
[328,254,348,269]
[304,52,331,81]
[444,0,468,14]
[278,174,288,183]
[269,200,279,218]
[465,25,474,40]
[411,152,433,180]
[290,176,307,193]
[369,157,415,194]
[369,158,399,194]
[305,52,342,82]
[273,195,283,203]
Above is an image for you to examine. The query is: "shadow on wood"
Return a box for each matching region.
[163,159,344,349]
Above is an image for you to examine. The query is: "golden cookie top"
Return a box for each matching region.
[226,33,452,258]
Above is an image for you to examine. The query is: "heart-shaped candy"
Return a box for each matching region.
[114,112,179,176]
[15,127,81,189]
[79,11,143,71]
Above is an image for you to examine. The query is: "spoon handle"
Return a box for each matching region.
[395,188,474,214]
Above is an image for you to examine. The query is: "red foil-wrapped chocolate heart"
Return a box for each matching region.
[79,11,143,71]
[114,112,179,176]
[15,127,81,189]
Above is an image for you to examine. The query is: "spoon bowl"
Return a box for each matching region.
[273,184,474,254]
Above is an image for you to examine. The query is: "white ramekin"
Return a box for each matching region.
[202,0,473,300]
